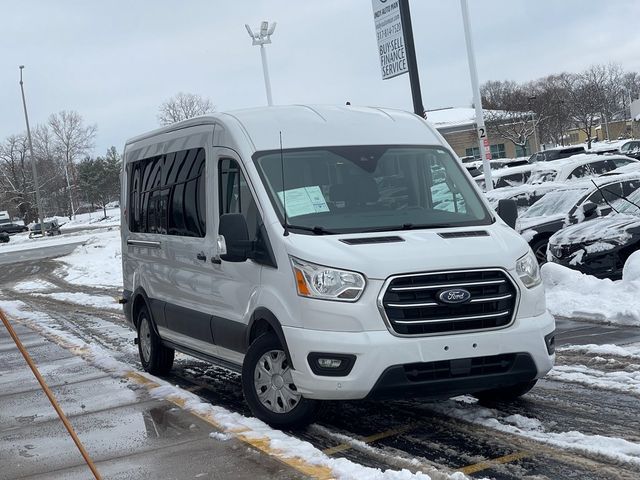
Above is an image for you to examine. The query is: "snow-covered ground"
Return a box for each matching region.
[48,207,121,228]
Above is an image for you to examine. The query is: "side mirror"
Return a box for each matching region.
[582,201,598,218]
[219,214,252,262]
[497,199,518,229]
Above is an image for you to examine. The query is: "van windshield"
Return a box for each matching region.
[253,145,492,234]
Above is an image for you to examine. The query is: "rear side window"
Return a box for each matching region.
[128,148,206,237]
[586,182,623,205]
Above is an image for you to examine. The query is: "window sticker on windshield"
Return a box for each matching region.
[277,186,330,218]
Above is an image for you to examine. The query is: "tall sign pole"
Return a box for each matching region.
[19,66,46,226]
[372,0,424,116]
[460,0,493,190]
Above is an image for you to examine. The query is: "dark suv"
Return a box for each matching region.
[528,146,586,163]
[0,222,29,234]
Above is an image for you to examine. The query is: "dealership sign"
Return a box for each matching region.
[372,0,408,80]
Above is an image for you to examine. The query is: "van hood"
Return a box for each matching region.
[281,224,528,280]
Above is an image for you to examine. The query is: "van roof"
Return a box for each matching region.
[125,104,441,152]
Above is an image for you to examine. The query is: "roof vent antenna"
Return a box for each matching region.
[280,131,289,236]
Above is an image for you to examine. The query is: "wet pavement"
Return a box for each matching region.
[0,322,306,480]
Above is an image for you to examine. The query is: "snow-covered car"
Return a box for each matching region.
[485,182,559,214]
[618,140,640,160]
[475,163,537,190]
[516,173,640,264]
[526,153,638,185]
[29,219,62,238]
[0,231,9,243]
[547,187,640,279]
[600,161,640,177]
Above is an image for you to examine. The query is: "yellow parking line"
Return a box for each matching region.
[458,451,528,475]
[323,424,415,455]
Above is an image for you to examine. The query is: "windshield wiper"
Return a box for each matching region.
[285,224,338,235]
[589,180,640,213]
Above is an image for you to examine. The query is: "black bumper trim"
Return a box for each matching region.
[366,352,538,400]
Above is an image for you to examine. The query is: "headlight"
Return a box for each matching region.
[516,250,542,288]
[290,257,366,302]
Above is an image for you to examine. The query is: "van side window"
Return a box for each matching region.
[219,158,259,238]
[128,148,206,237]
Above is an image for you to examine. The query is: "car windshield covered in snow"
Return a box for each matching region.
[253,145,492,233]
[520,187,590,218]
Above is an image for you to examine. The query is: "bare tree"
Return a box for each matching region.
[0,134,36,223]
[481,80,540,155]
[48,111,97,218]
[158,92,215,125]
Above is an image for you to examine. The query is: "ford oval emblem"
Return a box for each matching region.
[438,288,471,304]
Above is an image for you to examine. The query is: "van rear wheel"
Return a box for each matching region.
[242,333,318,429]
[137,306,174,375]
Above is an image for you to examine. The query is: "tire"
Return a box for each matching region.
[473,380,537,402]
[242,333,319,429]
[136,306,174,375]
[531,237,549,265]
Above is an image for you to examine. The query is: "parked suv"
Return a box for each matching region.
[528,146,586,163]
[29,219,61,238]
[0,222,28,234]
[121,105,555,427]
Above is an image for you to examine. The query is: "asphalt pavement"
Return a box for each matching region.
[0,321,305,480]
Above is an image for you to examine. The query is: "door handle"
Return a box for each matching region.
[211,257,222,264]
[196,252,207,261]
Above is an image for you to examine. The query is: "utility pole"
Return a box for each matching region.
[460,0,493,190]
[398,0,424,116]
[528,96,539,153]
[245,21,276,106]
[18,66,45,227]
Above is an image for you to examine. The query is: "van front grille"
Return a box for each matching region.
[380,269,518,336]
[403,353,516,382]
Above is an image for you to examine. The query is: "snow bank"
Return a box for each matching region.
[541,261,640,325]
[623,250,640,282]
[50,207,121,228]
[547,364,640,396]
[57,229,122,289]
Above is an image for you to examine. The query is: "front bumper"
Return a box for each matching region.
[284,310,555,400]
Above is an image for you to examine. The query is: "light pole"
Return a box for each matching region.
[18,65,45,228]
[245,21,276,106]
[527,96,539,154]
[460,0,493,190]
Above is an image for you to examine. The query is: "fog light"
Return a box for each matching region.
[544,332,555,355]
[307,352,356,376]
[318,358,342,369]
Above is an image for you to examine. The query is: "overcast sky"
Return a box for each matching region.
[3,0,640,154]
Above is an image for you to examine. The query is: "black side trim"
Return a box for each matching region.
[545,331,556,355]
[366,352,537,400]
[247,308,292,368]
[340,236,404,245]
[211,315,247,353]
[307,353,356,376]
[161,339,242,374]
[165,302,213,344]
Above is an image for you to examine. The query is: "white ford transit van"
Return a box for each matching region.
[121,105,555,427]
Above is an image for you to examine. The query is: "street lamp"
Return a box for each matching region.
[18,65,45,228]
[527,95,539,153]
[245,21,276,106]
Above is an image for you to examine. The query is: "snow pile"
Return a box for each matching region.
[541,260,640,325]
[57,229,122,289]
[434,400,640,468]
[547,364,640,396]
[49,207,121,228]
[559,343,640,360]
[12,279,58,293]
[32,292,121,311]
[0,299,469,480]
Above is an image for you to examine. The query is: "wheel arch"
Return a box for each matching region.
[246,307,293,368]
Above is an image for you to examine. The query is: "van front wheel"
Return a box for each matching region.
[137,307,174,375]
[242,334,318,428]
